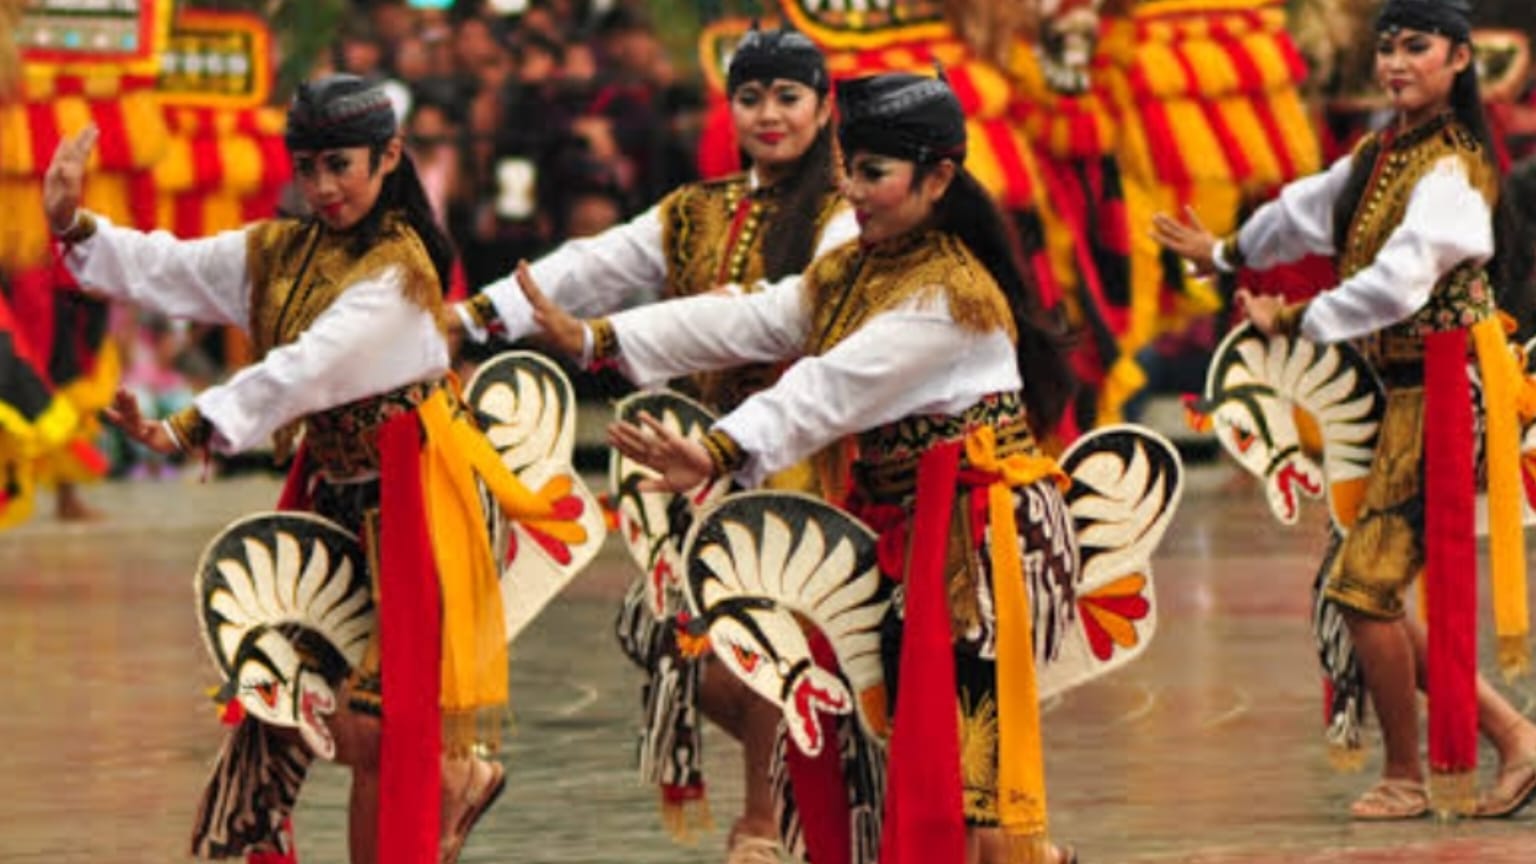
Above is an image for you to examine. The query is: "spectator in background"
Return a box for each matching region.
[405,96,465,230]
[393,35,433,85]
[338,16,413,121]
[369,0,417,53]
[545,152,628,240]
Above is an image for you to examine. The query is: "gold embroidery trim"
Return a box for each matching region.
[1340,118,1497,281]
[244,213,444,461]
[803,230,1016,356]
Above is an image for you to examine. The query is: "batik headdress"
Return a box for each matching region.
[727,24,828,95]
[835,72,968,164]
[1376,0,1473,42]
[284,74,397,152]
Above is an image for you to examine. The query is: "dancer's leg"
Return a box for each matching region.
[1403,618,1536,773]
[1346,612,1423,783]
[327,694,381,864]
[55,482,102,521]
[700,657,779,843]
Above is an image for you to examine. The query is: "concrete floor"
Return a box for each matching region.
[2,469,1534,862]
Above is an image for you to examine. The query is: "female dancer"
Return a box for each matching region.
[44,76,553,863]
[519,71,1078,864]
[1154,0,1536,820]
[455,27,857,863]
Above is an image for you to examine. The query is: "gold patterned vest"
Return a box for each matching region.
[657,173,844,411]
[1339,116,1499,367]
[800,229,1028,500]
[244,212,446,468]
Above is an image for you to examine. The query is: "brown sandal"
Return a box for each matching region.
[440,760,507,864]
[1349,778,1429,821]
[1475,755,1536,818]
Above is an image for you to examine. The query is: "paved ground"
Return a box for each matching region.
[2,468,1534,862]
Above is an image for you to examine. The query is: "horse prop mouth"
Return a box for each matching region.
[296,674,339,761]
[782,664,852,757]
[1269,455,1323,523]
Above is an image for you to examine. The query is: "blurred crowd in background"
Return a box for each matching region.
[83,0,1536,483]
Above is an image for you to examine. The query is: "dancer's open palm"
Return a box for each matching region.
[44,125,99,234]
[516,260,587,359]
[102,390,179,455]
[607,411,715,493]
[1151,206,1218,276]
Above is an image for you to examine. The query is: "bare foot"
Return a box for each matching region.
[439,755,505,864]
[1349,777,1429,820]
[725,832,782,864]
[1478,748,1536,818]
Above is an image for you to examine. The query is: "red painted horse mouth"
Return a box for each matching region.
[1273,460,1322,521]
[789,672,850,756]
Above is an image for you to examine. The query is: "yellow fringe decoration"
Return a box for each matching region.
[964,428,1066,862]
[659,794,714,844]
[1003,832,1055,864]
[419,390,572,752]
[1471,317,1530,682]
[1428,771,1478,820]
[1327,744,1369,774]
[1498,636,1532,682]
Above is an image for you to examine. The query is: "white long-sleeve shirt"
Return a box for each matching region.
[610,273,1020,487]
[473,174,860,342]
[63,217,449,453]
[1229,152,1493,344]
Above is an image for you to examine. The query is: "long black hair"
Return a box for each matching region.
[1502,157,1536,337]
[757,120,839,279]
[1449,60,1533,329]
[346,145,457,295]
[922,163,1076,435]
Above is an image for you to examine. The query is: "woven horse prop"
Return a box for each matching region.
[1189,323,1536,764]
[607,389,733,838]
[681,425,1184,863]
[191,351,602,857]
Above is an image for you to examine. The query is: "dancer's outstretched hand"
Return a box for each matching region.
[607,411,715,493]
[1236,288,1284,336]
[1151,206,1218,276]
[102,390,179,455]
[515,260,586,359]
[44,125,99,235]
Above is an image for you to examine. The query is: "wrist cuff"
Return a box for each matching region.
[589,317,618,363]
[54,210,98,245]
[1216,232,1245,272]
[166,405,212,451]
[1274,302,1308,338]
[700,428,746,476]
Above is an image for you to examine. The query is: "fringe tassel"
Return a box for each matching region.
[1003,831,1054,864]
[1428,771,1478,820]
[1326,743,1368,774]
[1498,635,1531,684]
[1471,317,1531,683]
[659,789,714,844]
[444,706,507,757]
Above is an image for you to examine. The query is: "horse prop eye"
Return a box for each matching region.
[1233,426,1257,454]
[250,681,280,708]
[731,642,761,674]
